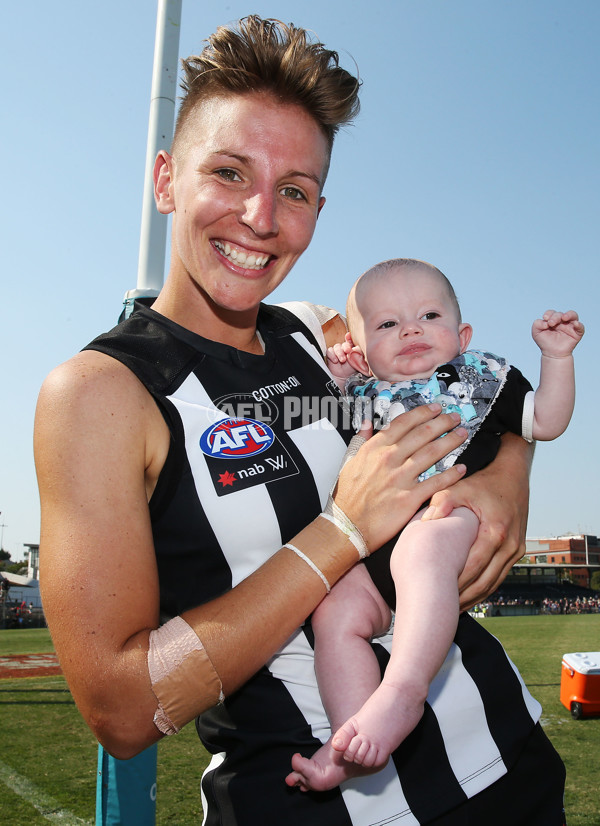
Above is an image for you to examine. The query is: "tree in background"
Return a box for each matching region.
[0,551,28,576]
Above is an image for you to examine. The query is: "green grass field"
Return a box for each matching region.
[1,617,599,824]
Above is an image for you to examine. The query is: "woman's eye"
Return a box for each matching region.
[280,186,306,201]
[422,312,440,321]
[216,168,241,182]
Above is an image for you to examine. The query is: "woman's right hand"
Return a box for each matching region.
[333,404,467,553]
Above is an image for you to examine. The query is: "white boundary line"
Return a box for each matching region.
[0,757,92,824]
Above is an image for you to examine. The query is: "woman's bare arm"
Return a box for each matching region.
[35,350,468,758]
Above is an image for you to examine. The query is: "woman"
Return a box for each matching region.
[34,16,564,825]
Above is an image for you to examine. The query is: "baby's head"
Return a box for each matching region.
[345,259,473,382]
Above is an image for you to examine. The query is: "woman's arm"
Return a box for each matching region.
[35,351,468,759]
[423,432,534,610]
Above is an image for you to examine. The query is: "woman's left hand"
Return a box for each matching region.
[421,432,533,610]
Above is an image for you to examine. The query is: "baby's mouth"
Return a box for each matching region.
[399,343,430,356]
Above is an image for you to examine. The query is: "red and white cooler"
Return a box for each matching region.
[560,651,600,719]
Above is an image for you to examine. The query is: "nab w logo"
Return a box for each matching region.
[199,417,275,459]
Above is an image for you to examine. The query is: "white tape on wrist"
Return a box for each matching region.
[320,504,369,559]
[285,543,331,592]
[321,433,369,559]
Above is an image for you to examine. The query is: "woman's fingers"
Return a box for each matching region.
[371,403,448,445]
[335,405,469,550]
[415,461,467,503]
[374,406,467,477]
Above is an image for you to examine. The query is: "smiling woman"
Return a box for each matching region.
[33,15,560,826]
[151,92,329,339]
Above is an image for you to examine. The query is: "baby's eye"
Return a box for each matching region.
[379,320,397,329]
[421,312,440,321]
[216,168,241,182]
[280,185,306,201]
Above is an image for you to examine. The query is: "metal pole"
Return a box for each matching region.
[99,6,182,822]
[124,0,182,312]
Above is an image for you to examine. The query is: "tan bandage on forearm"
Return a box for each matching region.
[148,616,224,736]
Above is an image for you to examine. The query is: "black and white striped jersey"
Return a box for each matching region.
[86,303,541,825]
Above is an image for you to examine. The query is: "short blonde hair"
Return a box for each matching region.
[172,15,361,179]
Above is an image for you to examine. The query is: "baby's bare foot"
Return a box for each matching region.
[332,681,426,768]
[285,737,381,792]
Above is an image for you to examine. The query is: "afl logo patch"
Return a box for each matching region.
[199,417,275,459]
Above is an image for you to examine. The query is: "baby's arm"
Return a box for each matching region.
[326,333,360,392]
[531,310,585,440]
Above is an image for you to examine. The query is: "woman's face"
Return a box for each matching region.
[155,92,328,320]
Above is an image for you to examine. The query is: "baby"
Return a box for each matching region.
[286,257,584,792]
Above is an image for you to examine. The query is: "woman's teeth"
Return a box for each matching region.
[215,241,269,270]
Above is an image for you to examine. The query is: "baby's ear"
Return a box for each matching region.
[347,347,371,376]
[458,322,473,353]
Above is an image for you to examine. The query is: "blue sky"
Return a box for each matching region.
[1,0,598,560]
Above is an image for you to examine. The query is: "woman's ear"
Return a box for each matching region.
[154,151,175,214]
[458,322,473,353]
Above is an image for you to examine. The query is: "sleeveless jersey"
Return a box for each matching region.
[85,303,541,826]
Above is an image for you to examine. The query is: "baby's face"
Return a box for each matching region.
[354,266,471,382]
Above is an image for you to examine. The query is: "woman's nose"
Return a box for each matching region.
[241,191,279,237]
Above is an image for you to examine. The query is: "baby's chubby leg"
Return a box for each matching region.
[313,565,392,730]
[333,506,479,769]
[285,564,391,792]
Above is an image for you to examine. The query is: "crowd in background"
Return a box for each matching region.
[540,596,600,615]
[470,593,600,616]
